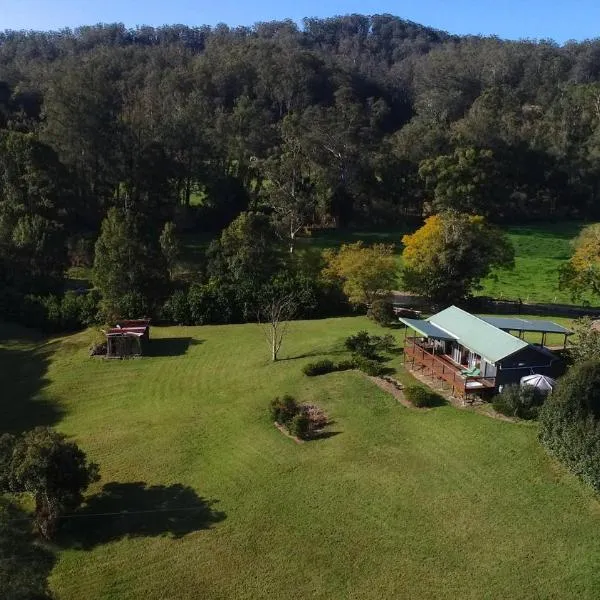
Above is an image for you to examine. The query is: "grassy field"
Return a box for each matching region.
[300,221,593,305]
[2,316,600,599]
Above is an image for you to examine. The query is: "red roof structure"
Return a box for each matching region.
[104,319,151,358]
[106,319,151,338]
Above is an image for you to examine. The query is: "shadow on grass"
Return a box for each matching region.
[307,430,342,441]
[0,500,56,599]
[59,482,225,550]
[0,342,64,434]
[426,393,449,408]
[281,348,347,361]
[146,338,203,357]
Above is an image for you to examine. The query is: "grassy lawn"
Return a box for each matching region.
[2,316,600,599]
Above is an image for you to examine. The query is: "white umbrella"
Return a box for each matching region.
[520,374,556,394]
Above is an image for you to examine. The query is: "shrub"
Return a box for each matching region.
[345,331,376,357]
[161,289,190,324]
[269,395,299,425]
[353,355,387,377]
[302,360,336,376]
[539,361,600,492]
[404,386,445,408]
[288,413,310,439]
[345,331,398,359]
[367,299,395,327]
[302,405,329,430]
[336,359,356,371]
[493,384,545,420]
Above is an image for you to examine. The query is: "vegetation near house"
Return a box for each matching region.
[559,223,600,300]
[401,212,515,304]
[322,242,397,306]
[404,386,446,408]
[367,299,396,326]
[0,427,99,540]
[344,331,397,359]
[567,317,600,364]
[492,384,545,420]
[539,361,600,492]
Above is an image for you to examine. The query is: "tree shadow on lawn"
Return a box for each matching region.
[0,499,56,599]
[59,482,225,550]
[146,337,203,357]
[280,348,348,361]
[0,342,65,434]
[307,430,342,441]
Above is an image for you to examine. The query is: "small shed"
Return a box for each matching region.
[105,319,150,358]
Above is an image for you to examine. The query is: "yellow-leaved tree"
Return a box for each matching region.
[401,212,514,304]
[560,224,600,299]
[322,242,397,306]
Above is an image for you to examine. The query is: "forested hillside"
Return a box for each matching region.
[2,14,600,324]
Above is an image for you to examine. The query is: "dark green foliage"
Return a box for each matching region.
[0,290,99,333]
[161,289,191,325]
[493,384,545,420]
[345,331,377,357]
[288,413,310,439]
[539,362,600,492]
[0,427,100,539]
[568,318,600,364]
[269,395,299,425]
[93,208,169,321]
[352,356,387,377]
[345,331,397,359]
[404,386,446,408]
[4,17,600,332]
[0,499,55,600]
[367,299,396,327]
[302,358,357,376]
[336,359,357,371]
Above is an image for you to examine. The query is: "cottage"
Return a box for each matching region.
[400,306,571,398]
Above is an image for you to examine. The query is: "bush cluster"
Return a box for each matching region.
[0,288,100,333]
[492,384,545,420]
[352,355,388,377]
[539,361,600,493]
[404,386,445,408]
[302,359,356,376]
[345,331,396,359]
[269,396,328,440]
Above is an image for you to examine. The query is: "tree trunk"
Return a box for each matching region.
[271,326,278,361]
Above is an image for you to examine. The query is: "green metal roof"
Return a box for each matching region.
[398,317,457,341]
[428,306,529,364]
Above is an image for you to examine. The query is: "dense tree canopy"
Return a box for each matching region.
[401,212,514,304]
[2,15,600,325]
[0,427,99,539]
[323,242,397,306]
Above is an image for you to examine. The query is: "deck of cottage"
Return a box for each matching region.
[403,338,495,398]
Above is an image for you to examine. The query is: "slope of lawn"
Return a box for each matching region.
[2,317,600,599]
